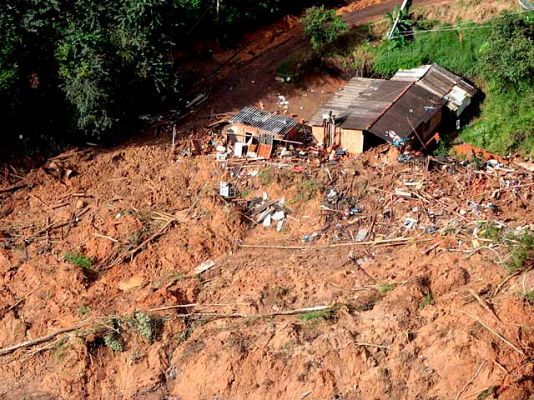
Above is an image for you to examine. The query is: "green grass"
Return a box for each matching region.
[379,283,397,293]
[78,304,91,317]
[506,232,534,272]
[258,168,273,186]
[461,87,534,156]
[524,290,534,305]
[419,292,434,310]
[292,178,319,203]
[477,222,502,242]
[64,251,93,270]
[298,309,335,322]
[372,22,484,78]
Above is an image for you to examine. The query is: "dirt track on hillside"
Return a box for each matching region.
[197,0,448,115]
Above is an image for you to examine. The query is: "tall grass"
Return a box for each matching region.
[371,23,485,79]
[365,17,534,156]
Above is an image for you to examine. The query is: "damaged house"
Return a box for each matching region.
[226,106,299,159]
[310,64,476,154]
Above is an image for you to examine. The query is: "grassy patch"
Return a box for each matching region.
[461,87,534,156]
[64,251,93,270]
[476,386,497,400]
[524,290,534,305]
[506,232,534,272]
[379,283,397,293]
[477,222,502,241]
[292,177,320,204]
[371,22,484,78]
[298,309,335,322]
[420,292,434,310]
[258,168,273,186]
[78,304,91,317]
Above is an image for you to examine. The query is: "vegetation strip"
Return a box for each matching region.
[0,305,335,357]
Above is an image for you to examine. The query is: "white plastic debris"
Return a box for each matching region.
[194,259,216,275]
[403,217,417,230]
[356,228,368,242]
[263,213,272,227]
[271,211,285,221]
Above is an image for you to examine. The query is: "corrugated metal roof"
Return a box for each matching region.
[309,78,412,130]
[230,106,297,136]
[368,85,446,142]
[391,65,431,81]
[393,64,477,97]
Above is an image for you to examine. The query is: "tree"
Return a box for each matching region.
[385,4,414,48]
[301,6,349,52]
[478,13,534,91]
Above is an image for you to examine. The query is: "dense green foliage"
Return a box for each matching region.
[301,6,349,52]
[368,12,534,155]
[0,0,319,154]
[385,4,414,48]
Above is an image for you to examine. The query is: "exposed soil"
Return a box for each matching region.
[1,1,531,399]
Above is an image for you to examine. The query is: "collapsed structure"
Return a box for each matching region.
[225,106,299,159]
[309,64,476,154]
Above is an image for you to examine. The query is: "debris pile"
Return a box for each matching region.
[246,195,291,232]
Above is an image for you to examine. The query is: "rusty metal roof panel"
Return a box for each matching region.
[230,106,298,136]
[309,78,412,130]
[368,85,446,142]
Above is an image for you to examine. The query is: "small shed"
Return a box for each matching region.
[309,64,476,154]
[392,64,477,116]
[227,106,299,158]
[309,78,411,153]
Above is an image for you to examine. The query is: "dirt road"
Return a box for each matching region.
[202,0,447,115]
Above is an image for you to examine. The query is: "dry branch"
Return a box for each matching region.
[0,184,26,194]
[461,311,525,356]
[238,237,432,250]
[455,360,486,400]
[0,323,87,356]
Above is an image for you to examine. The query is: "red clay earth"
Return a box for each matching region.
[1,0,532,399]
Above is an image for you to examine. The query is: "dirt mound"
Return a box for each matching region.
[1,139,533,399]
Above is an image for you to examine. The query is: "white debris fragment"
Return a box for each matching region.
[194,259,216,275]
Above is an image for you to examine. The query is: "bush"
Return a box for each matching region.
[369,13,534,156]
[301,6,349,52]
[64,251,93,270]
[478,13,534,91]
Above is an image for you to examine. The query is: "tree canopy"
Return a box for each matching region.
[0,0,319,153]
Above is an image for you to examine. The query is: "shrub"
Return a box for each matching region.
[64,252,93,270]
[129,311,157,343]
[301,6,349,52]
[420,292,433,310]
[299,309,335,321]
[379,283,397,293]
[478,13,534,91]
